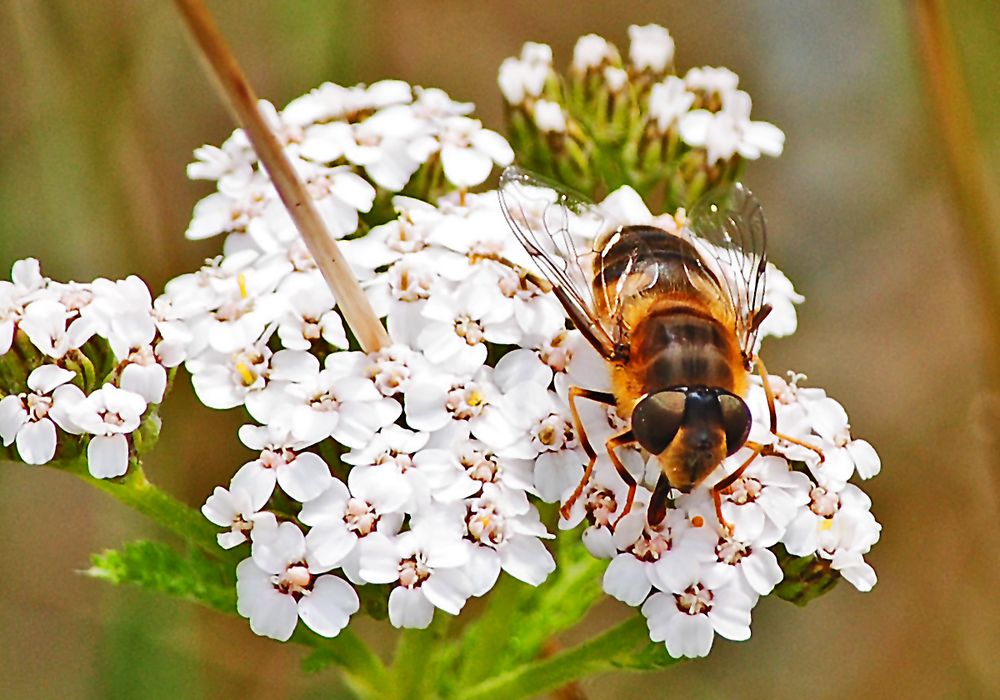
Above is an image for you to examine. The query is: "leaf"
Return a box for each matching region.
[502,529,607,664]
[86,540,236,614]
[301,646,340,674]
[772,544,840,607]
[610,640,679,671]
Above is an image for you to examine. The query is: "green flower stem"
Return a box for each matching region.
[455,616,670,700]
[295,628,391,700]
[391,618,450,700]
[60,458,223,560]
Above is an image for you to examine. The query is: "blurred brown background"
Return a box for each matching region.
[2,1,998,698]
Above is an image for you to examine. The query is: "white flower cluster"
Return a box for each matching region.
[499,24,784,164]
[177,142,880,650]
[185,80,513,252]
[1,39,881,659]
[0,259,183,477]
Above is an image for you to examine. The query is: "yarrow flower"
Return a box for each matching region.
[1,22,880,666]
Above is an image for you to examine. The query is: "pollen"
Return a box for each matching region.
[235,362,256,386]
[237,272,249,299]
[691,515,705,528]
[818,518,834,532]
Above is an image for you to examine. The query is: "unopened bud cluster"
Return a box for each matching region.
[499,25,784,208]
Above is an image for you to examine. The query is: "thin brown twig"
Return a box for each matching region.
[171,0,390,353]
[909,0,1000,392]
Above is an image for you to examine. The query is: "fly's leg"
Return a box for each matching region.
[468,251,553,293]
[559,387,616,520]
[712,441,765,536]
[607,430,638,528]
[755,356,825,462]
[647,472,673,527]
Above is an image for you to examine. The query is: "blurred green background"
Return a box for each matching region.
[2,1,999,698]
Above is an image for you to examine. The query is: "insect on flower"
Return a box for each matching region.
[498,166,823,532]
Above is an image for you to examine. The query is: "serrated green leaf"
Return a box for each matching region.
[87,539,236,614]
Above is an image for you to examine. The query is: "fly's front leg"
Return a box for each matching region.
[647,473,672,527]
[754,356,825,463]
[607,430,638,528]
[712,441,765,536]
[559,386,616,520]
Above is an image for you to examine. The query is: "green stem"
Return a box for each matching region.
[391,618,450,699]
[456,616,668,700]
[295,628,391,700]
[61,460,223,560]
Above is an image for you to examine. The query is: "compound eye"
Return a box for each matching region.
[718,393,752,456]
[630,391,686,455]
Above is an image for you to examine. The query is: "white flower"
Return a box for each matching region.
[342,425,433,511]
[708,454,812,546]
[782,483,880,591]
[405,367,517,450]
[237,521,359,641]
[233,423,333,503]
[19,299,96,359]
[201,484,273,549]
[414,281,518,375]
[648,76,695,132]
[300,107,423,191]
[684,66,740,99]
[498,42,552,105]
[680,90,784,163]
[532,100,567,134]
[642,567,753,658]
[710,532,785,598]
[0,365,84,464]
[248,164,375,249]
[796,393,881,487]
[360,519,473,629]
[412,86,475,120]
[187,138,254,194]
[300,468,407,575]
[410,117,513,188]
[185,171,274,241]
[628,24,674,73]
[252,352,401,448]
[274,271,348,351]
[418,432,536,504]
[0,258,47,354]
[757,264,804,341]
[572,34,617,73]
[70,385,147,478]
[281,79,413,128]
[604,66,628,92]
[603,509,716,607]
[499,382,584,502]
[464,484,555,590]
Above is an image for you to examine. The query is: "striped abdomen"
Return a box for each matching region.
[630,310,742,395]
[593,224,746,405]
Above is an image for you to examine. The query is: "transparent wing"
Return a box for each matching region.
[498,166,621,359]
[685,182,769,362]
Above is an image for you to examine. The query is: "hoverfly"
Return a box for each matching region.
[498,167,822,531]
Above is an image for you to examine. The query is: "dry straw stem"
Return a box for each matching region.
[910,0,1000,391]
[172,0,391,353]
